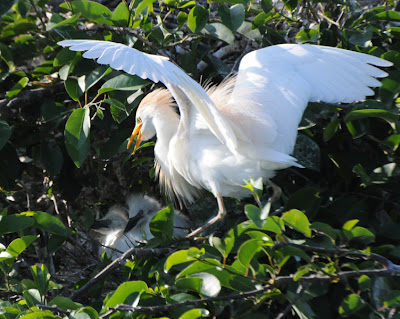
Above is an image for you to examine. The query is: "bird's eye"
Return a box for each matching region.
[137,117,142,124]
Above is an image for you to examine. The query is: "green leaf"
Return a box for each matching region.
[202,23,235,45]
[282,209,312,237]
[64,78,81,101]
[323,118,340,142]
[99,74,149,94]
[46,13,81,30]
[188,6,209,33]
[339,294,365,316]
[103,281,148,310]
[277,245,311,263]
[103,98,128,123]
[54,48,78,67]
[0,0,17,16]
[379,70,400,106]
[242,177,263,198]
[348,26,373,47]
[179,308,210,319]
[31,264,51,298]
[245,204,270,228]
[60,0,112,25]
[296,28,319,43]
[6,77,29,98]
[383,290,400,307]
[293,265,310,281]
[177,273,221,297]
[149,205,174,240]
[111,2,130,26]
[0,120,11,151]
[344,109,398,125]
[358,275,371,291]
[218,4,244,32]
[0,215,35,236]
[237,239,262,271]
[135,0,156,17]
[262,216,284,234]
[177,259,221,279]
[23,289,42,307]
[261,0,273,13]
[49,296,80,310]
[370,10,400,22]
[311,222,338,241]
[350,226,375,241]
[4,236,37,260]
[165,250,197,272]
[64,107,91,168]
[0,43,15,71]
[177,11,188,25]
[23,211,72,237]
[85,66,112,92]
[342,219,359,231]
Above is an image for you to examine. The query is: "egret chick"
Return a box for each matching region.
[59,40,393,237]
[92,194,190,259]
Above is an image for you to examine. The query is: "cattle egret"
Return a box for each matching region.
[59,40,392,237]
[92,194,190,258]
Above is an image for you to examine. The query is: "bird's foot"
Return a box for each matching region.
[186,193,227,239]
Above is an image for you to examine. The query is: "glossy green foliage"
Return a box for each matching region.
[0,0,400,318]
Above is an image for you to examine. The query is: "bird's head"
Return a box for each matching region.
[127,89,176,154]
[92,206,128,235]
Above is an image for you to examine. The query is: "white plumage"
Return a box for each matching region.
[59,40,392,236]
[92,194,190,259]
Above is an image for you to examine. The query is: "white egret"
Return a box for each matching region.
[92,194,190,259]
[59,40,392,237]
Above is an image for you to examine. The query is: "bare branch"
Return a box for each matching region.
[37,304,71,315]
[0,82,65,109]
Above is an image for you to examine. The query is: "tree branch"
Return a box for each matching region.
[69,247,174,301]
[97,244,400,318]
[272,242,400,271]
[37,304,71,315]
[99,267,400,318]
[0,82,65,109]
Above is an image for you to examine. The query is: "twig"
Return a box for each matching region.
[96,243,400,317]
[99,265,400,318]
[37,304,71,315]
[69,247,174,301]
[274,283,306,319]
[271,242,399,270]
[77,24,169,58]
[0,82,65,109]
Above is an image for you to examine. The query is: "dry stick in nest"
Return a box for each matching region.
[96,243,400,318]
[69,247,174,301]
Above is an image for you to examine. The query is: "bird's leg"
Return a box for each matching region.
[266,179,282,204]
[186,194,227,239]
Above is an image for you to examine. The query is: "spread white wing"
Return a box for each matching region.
[58,40,238,154]
[229,44,392,161]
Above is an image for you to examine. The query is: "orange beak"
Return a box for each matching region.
[127,123,143,155]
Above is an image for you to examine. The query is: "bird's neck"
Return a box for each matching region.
[152,108,179,149]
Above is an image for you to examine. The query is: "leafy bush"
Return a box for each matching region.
[0,0,400,318]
